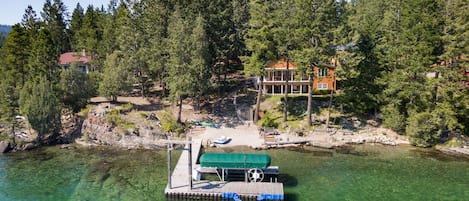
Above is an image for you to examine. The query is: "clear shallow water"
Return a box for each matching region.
[0,145,468,201]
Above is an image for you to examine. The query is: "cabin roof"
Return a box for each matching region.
[200,153,271,169]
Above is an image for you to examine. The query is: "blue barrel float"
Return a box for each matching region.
[222,192,242,201]
[257,193,284,200]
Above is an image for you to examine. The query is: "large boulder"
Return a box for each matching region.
[0,141,11,153]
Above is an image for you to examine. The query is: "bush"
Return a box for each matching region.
[260,112,279,128]
[105,109,136,130]
[121,103,134,112]
[406,112,441,147]
[80,104,92,117]
[160,110,185,134]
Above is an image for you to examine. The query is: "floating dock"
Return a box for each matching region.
[165,138,284,200]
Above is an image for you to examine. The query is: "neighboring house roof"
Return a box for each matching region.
[59,50,91,65]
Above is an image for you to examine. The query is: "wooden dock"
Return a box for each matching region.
[165,139,284,200]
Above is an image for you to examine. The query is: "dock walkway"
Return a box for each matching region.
[165,139,284,200]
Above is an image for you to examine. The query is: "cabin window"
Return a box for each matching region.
[317,83,328,90]
[273,71,282,81]
[302,85,308,93]
[318,68,328,77]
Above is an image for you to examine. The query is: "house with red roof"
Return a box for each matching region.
[260,57,336,95]
[59,49,91,74]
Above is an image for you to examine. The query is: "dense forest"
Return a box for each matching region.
[0,0,467,147]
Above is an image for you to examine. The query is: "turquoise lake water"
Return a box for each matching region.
[0,145,468,201]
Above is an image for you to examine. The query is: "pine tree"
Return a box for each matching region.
[2,24,30,87]
[27,28,58,82]
[141,0,171,95]
[69,3,84,51]
[23,76,61,142]
[59,62,90,112]
[41,0,70,56]
[189,15,212,111]
[98,51,131,102]
[166,8,194,122]
[244,0,278,123]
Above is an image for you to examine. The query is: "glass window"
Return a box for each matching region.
[318,68,328,77]
[317,83,328,90]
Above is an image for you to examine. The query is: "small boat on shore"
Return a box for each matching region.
[212,136,231,144]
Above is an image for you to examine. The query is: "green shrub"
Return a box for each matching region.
[260,112,279,128]
[80,104,92,117]
[105,109,136,130]
[406,112,441,147]
[160,110,185,134]
[121,103,134,112]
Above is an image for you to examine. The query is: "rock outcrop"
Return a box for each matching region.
[0,141,11,153]
[78,104,168,149]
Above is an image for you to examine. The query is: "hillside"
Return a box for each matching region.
[0,24,11,33]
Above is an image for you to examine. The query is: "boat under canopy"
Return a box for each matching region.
[200,153,271,169]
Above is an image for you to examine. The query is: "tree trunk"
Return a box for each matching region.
[162,81,167,97]
[177,97,183,123]
[223,58,228,95]
[217,64,222,97]
[254,76,263,123]
[140,79,145,97]
[283,58,289,122]
[307,74,313,126]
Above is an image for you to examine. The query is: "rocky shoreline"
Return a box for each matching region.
[1,102,468,158]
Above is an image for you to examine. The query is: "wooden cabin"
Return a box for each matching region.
[260,57,336,95]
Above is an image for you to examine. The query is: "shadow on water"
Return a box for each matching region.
[285,146,334,157]
[12,148,56,162]
[86,159,112,183]
[334,145,370,156]
[278,174,298,187]
[284,193,299,201]
[411,148,469,162]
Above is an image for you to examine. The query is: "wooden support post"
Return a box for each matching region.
[188,136,193,190]
[167,135,172,189]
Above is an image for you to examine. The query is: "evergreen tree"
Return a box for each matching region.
[115,0,149,97]
[99,51,131,102]
[339,0,386,116]
[27,28,58,82]
[141,0,171,96]
[2,24,30,87]
[166,8,194,122]
[189,15,212,111]
[434,0,469,136]
[244,0,278,123]
[21,5,41,32]
[41,0,70,55]
[22,77,61,142]
[0,80,19,143]
[69,3,84,51]
[59,62,90,112]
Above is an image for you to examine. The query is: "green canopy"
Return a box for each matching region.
[199,153,271,169]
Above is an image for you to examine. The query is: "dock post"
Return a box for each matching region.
[188,136,193,190]
[167,135,172,189]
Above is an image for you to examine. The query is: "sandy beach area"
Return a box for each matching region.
[190,121,410,149]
